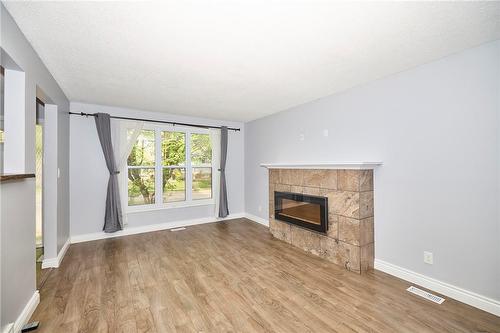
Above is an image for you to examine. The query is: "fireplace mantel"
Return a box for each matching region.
[260,162,382,170]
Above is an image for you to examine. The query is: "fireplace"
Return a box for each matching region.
[265,166,378,274]
[274,191,328,233]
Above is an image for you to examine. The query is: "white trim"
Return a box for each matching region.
[260,162,382,169]
[127,199,214,213]
[9,290,40,333]
[41,238,70,269]
[244,213,269,227]
[70,213,245,244]
[374,259,500,316]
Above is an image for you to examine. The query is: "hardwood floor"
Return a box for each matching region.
[30,218,500,332]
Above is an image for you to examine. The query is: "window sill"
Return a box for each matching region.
[126,199,215,214]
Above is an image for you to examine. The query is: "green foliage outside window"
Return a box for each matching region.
[128,130,155,205]
[191,133,211,165]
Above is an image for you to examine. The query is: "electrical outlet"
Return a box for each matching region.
[258,205,262,212]
[323,129,329,137]
[299,133,305,141]
[424,251,433,265]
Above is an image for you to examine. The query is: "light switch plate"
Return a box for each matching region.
[424,251,433,264]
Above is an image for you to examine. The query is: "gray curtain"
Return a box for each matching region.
[94,113,123,232]
[218,126,229,218]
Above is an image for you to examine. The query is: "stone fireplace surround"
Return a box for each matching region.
[265,164,377,274]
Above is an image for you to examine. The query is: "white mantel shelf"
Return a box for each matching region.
[260,162,382,170]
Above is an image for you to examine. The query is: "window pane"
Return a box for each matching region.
[191,133,211,166]
[128,168,155,205]
[163,168,185,202]
[128,130,155,166]
[162,131,185,166]
[192,167,212,200]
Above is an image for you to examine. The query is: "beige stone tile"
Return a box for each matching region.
[325,190,360,218]
[320,238,361,273]
[269,218,291,244]
[302,170,324,188]
[320,170,338,190]
[269,183,275,218]
[290,226,322,256]
[342,241,361,274]
[337,170,361,191]
[275,184,291,193]
[319,188,330,196]
[338,216,360,246]
[269,183,275,199]
[269,169,280,184]
[360,217,374,246]
[359,170,373,191]
[301,170,338,190]
[290,185,304,194]
[302,186,321,196]
[279,169,304,186]
[359,191,374,219]
[326,213,338,239]
[360,243,374,272]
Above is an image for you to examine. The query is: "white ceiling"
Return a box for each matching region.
[3,1,500,122]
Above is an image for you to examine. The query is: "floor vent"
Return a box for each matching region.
[407,286,445,304]
[170,227,187,232]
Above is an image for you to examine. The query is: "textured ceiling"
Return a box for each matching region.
[3,1,500,122]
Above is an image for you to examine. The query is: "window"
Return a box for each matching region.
[191,133,212,200]
[127,130,155,206]
[162,131,186,203]
[126,126,213,210]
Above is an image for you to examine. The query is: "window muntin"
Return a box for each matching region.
[126,127,213,209]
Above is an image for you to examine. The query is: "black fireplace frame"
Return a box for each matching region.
[274,191,328,233]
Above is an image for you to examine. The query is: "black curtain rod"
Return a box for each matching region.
[69,112,240,131]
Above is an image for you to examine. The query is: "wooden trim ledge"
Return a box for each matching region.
[0,173,36,182]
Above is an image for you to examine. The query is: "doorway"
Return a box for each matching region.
[35,97,48,287]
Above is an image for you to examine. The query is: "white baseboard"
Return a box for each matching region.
[244,213,269,227]
[374,259,500,317]
[7,291,40,333]
[70,213,246,244]
[42,238,70,269]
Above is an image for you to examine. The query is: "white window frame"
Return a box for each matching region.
[126,124,214,213]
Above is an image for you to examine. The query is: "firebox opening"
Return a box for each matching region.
[274,191,328,233]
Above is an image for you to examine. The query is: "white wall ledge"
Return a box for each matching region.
[260,162,382,170]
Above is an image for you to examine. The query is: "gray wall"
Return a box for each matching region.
[245,40,500,300]
[0,179,36,329]
[69,102,245,237]
[0,5,70,329]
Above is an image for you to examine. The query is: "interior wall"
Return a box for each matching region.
[244,40,500,301]
[0,4,70,329]
[69,102,245,237]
